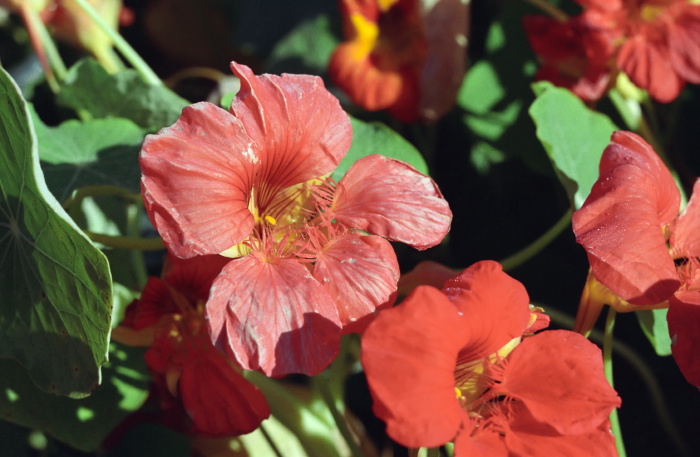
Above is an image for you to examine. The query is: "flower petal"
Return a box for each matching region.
[206,254,341,376]
[331,154,452,249]
[230,62,351,187]
[122,277,177,330]
[161,252,231,304]
[397,260,458,297]
[668,5,700,84]
[671,179,700,258]
[311,232,399,333]
[140,102,256,258]
[443,260,532,363]
[573,131,681,305]
[361,285,468,448]
[668,290,700,389]
[496,330,621,435]
[179,348,270,437]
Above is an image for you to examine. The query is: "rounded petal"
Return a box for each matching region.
[496,330,621,435]
[670,179,700,258]
[361,285,468,448]
[162,252,231,303]
[668,5,700,84]
[123,277,177,330]
[397,260,458,297]
[140,102,256,258]
[230,62,352,187]
[179,349,270,437]
[443,260,532,363]
[311,233,399,333]
[206,254,341,376]
[331,154,452,249]
[668,290,700,388]
[617,35,685,103]
[573,131,681,305]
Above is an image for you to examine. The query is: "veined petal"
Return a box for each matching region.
[161,253,231,304]
[140,102,256,258]
[573,131,681,305]
[443,261,532,363]
[361,285,468,448]
[617,34,685,103]
[331,154,452,249]
[495,330,621,435]
[179,348,270,437]
[123,277,177,330]
[311,232,399,333]
[668,290,700,388]
[668,5,700,84]
[206,254,341,376]
[671,180,700,258]
[230,62,352,188]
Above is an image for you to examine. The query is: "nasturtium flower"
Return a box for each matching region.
[140,62,452,377]
[329,0,468,122]
[113,254,270,437]
[525,0,700,102]
[361,261,620,455]
[573,130,700,388]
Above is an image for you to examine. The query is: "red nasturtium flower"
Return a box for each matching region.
[573,130,700,388]
[329,0,468,122]
[362,261,620,455]
[112,253,270,437]
[140,62,452,377]
[525,0,700,103]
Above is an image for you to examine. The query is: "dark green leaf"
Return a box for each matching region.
[332,117,429,181]
[0,65,112,397]
[266,14,339,75]
[0,343,149,452]
[33,111,144,201]
[57,58,189,131]
[529,82,618,208]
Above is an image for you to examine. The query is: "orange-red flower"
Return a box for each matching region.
[573,130,700,388]
[361,261,620,454]
[113,253,270,437]
[140,62,452,376]
[525,0,700,102]
[329,0,468,122]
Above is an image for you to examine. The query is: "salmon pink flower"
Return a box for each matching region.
[573,130,700,387]
[361,261,620,455]
[140,62,452,377]
[113,253,270,437]
[329,0,468,122]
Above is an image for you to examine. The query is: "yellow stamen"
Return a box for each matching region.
[455,386,463,398]
[265,215,277,225]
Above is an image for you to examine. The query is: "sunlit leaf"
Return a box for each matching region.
[529,82,618,208]
[0,343,149,452]
[333,117,429,181]
[57,58,189,131]
[636,308,673,356]
[0,65,112,397]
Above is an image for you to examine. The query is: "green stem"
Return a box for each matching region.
[21,4,64,93]
[87,232,165,251]
[524,0,569,21]
[426,447,440,457]
[499,208,572,271]
[70,0,162,85]
[258,421,284,457]
[63,185,141,210]
[603,308,627,457]
[313,372,364,457]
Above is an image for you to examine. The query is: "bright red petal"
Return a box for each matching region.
[230,62,351,187]
[573,131,681,305]
[140,102,256,258]
[496,330,621,435]
[443,260,532,363]
[311,232,399,333]
[331,154,452,250]
[124,277,177,330]
[617,34,685,103]
[206,254,341,376]
[668,290,700,388]
[179,348,270,437]
[670,179,700,258]
[397,260,458,297]
[361,285,468,448]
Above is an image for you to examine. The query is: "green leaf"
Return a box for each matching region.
[332,117,429,182]
[33,111,144,201]
[57,58,189,131]
[529,82,618,208]
[0,343,150,452]
[0,65,112,397]
[636,308,673,356]
[266,14,339,75]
